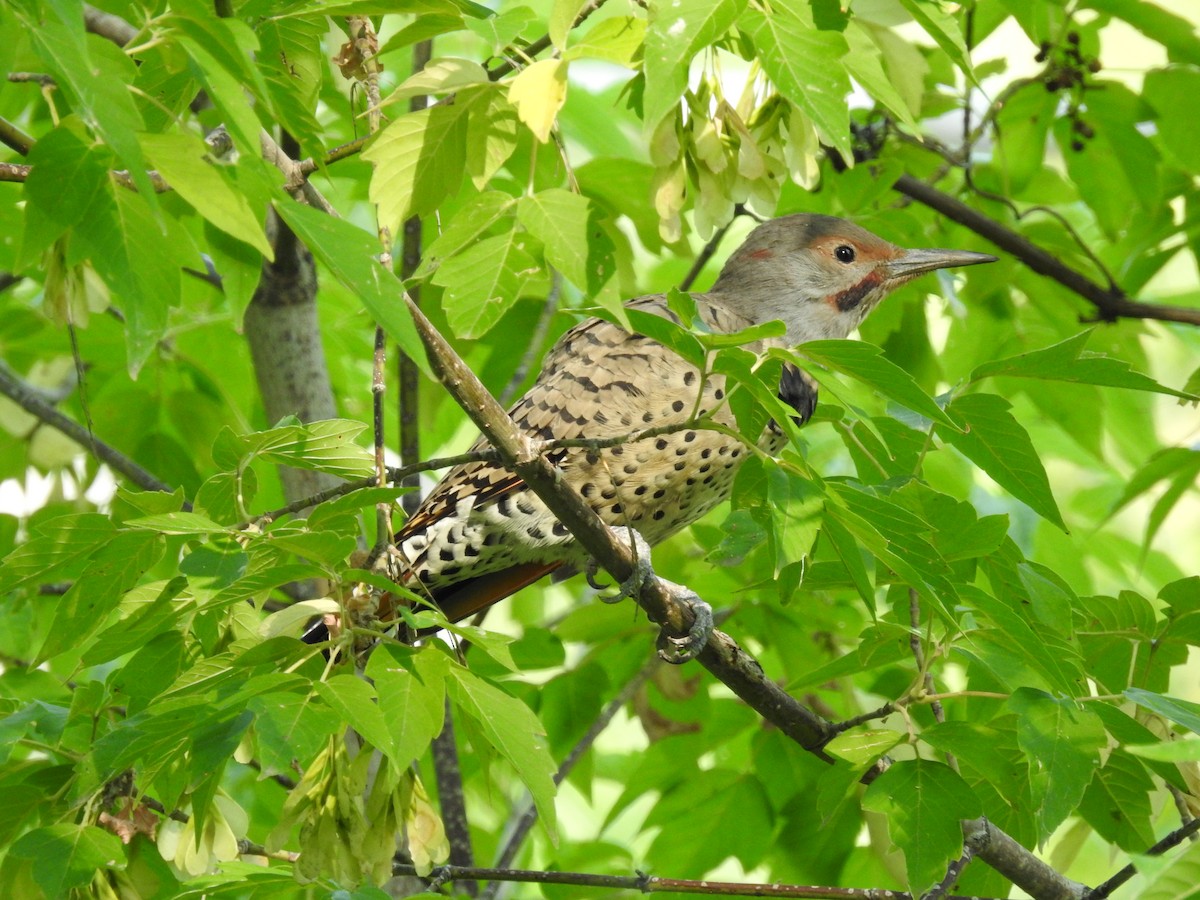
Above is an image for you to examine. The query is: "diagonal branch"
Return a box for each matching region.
[0,359,176,496]
[399,289,1087,900]
[892,174,1200,327]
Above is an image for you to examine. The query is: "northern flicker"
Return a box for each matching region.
[329,215,995,649]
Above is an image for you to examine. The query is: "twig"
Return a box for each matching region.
[892,174,1200,327]
[244,451,500,525]
[432,697,476,885]
[1085,816,1200,899]
[401,862,1005,897]
[484,653,659,896]
[7,72,57,87]
[680,218,736,292]
[0,117,34,155]
[924,845,975,900]
[0,359,177,497]
[485,0,610,81]
[828,702,897,737]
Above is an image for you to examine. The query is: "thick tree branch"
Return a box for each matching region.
[402,295,835,747]
[892,174,1200,327]
[0,360,175,496]
[401,295,1088,900]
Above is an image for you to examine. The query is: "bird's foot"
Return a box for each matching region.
[586,526,713,664]
[655,581,713,664]
[586,526,654,604]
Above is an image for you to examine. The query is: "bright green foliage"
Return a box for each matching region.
[1,0,1200,899]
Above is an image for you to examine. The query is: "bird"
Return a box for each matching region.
[322,214,996,651]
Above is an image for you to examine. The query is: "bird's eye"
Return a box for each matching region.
[834,245,856,263]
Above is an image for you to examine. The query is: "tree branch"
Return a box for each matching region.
[404,861,1007,898]
[892,174,1200,327]
[401,293,1089,900]
[1084,816,1200,899]
[0,359,176,496]
[0,116,34,155]
[484,652,660,893]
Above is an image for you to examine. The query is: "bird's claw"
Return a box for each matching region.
[588,527,713,664]
[656,585,714,664]
[588,527,653,604]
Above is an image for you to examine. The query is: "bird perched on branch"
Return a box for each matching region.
[325,214,995,656]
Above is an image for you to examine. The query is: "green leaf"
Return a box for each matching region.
[272,200,428,372]
[896,0,976,82]
[642,0,743,130]
[432,226,540,339]
[842,23,920,130]
[315,676,395,751]
[448,665,557,840]
[1125,688,1200,736]
[1077,750,1155,851]
[824,729,904,767]
[11,5,158,205]
[0,513,115,593]
[1081,0,1200,66]
[517,189,619,314]
[938,392,1066,531]
[18,120,112,267]
[10,824,125,897]
[414,191,517,280]
[125,512,231,535]
[140,133,273,258]
[1108,448,1200,549]
[1126,739,1200,762]
[645,772,773,875]
[549,0,591,48]
[363,101,471,235]
[861,759,981,896]
[386,57,490,104]
[563,16,647,66]
[1007,688,1105,837]
[249,691,340,777]
[797,340,958,428]
[257,16,325,153]
[38,531,163,662]
[1145,67,1200,174]
[744,0,852,160]
[1139,839,1200,900]
[365,644,448,765]
[971,330,1198,401]
[74,189,185,375]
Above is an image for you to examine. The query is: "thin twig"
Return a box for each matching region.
[244,450,501,526]
[402,862,1006,898]
[484,653,659,895]
[680,218,736,291]
[1085,817,1200,899]
[0,117,34,155]
[924,845,975,900]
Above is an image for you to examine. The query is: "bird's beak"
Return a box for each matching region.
[883,247,998,282]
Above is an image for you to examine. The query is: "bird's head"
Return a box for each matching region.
[710,214,997,343]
